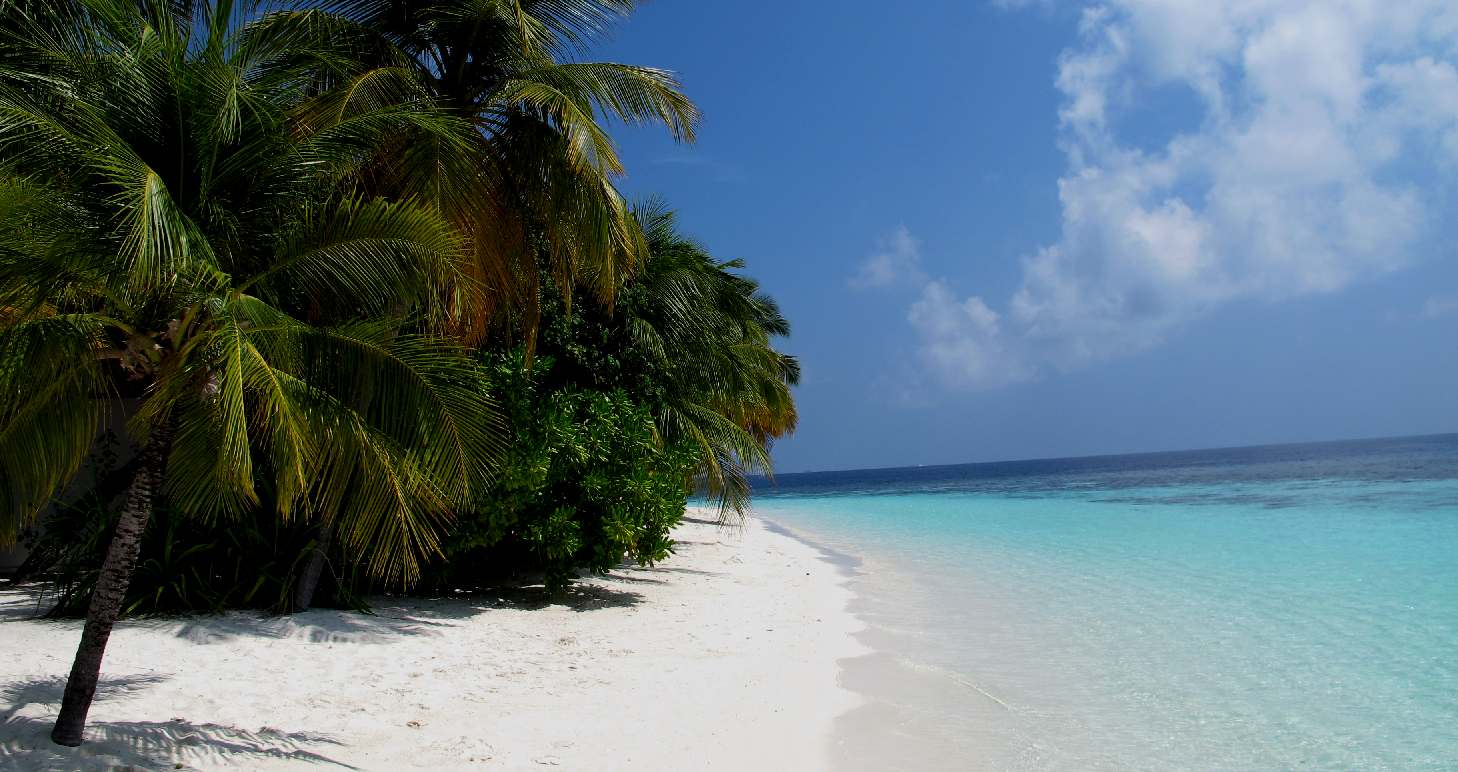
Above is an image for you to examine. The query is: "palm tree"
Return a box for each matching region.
[238,0,699,608]
[250,0,701,342]
[621,201,800,515]
[0,0,499,746]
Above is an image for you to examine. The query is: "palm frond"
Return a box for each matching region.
[518,62,698,141]
[0,315,110,540]
[243,195,469,325]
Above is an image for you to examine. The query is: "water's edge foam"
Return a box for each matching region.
[756,514,992,770]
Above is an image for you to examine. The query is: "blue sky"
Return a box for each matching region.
[600,1,1458,473]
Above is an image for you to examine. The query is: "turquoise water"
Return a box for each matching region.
[754,435,1458,770]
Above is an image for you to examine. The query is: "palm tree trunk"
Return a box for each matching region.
[292,519,334,612]
[50,423,171,747]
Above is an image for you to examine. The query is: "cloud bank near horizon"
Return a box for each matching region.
[873,0,1458,390]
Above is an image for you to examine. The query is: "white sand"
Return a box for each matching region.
[0,515,865,770]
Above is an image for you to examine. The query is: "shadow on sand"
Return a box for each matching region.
[2,573,648,650]
[0,543,723,769]
[0,675,353,770]
[434,579,647,614]
[161,580,650,645]
[0,584,59,623]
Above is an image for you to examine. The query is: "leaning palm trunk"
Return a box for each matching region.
[50,423,171,747]
[292,519,335,612]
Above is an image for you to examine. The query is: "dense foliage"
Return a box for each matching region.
[426,349,698,593]
[428,202,802,591]
[16,434,370,615]
[0,0,795,747]
[259,0,700,340]
[0,0,502,584]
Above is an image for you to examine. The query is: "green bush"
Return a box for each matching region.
[423,350,698,593]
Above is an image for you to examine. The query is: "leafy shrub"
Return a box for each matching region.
[422,349,698,592]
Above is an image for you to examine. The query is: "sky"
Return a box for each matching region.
[598,0,1458,473]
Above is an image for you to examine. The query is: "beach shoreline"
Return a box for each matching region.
[0,513,866,770]
[758,514,981,772]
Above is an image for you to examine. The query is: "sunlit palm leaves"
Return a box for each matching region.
[623,200,799,517]
[251,0,700,341]
[0,0,501,583]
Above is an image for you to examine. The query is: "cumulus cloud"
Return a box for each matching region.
[909,281,1034,388]
[907,0,1458,389]
[849,225,926,289]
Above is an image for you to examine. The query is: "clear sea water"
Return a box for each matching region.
[751,434,1458,770]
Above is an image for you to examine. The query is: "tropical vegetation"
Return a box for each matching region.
[0,0,796,749]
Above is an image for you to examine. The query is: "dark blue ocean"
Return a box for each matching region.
[752,434,1458,770]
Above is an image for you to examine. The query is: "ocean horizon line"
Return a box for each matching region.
[761,429,1458,479]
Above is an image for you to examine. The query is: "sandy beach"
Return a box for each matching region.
[0,514,865,771]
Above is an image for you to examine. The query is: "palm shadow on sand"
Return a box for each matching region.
[180,580,648,646]
[1,576,645,650]
[0,675,354,770]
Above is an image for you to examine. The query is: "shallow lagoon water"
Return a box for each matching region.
[756,434,1458,770]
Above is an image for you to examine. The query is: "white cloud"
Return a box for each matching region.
[909,281,1034,388]
[849,225,926,289]
[910,0,1458,389]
